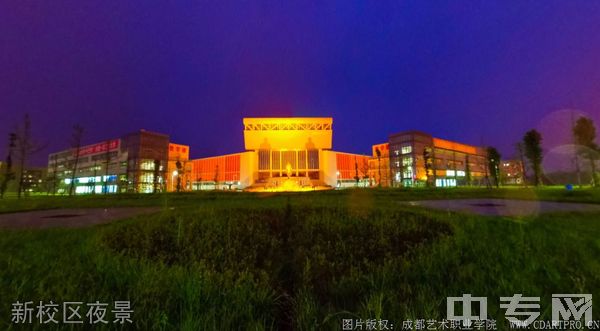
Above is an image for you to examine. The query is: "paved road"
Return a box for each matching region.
[402,199,600,216]
[0,207,162,229]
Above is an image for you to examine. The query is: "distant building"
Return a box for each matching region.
[373,131,489,187]
[500,159,524,185]
[0,163,46,194]
[22,167,47,193]
[47,130,188,194]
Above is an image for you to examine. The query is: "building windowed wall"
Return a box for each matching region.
[190,153,242,190]
[47,130,172,195]
[374,131,489,188]
[256,149,319,179]
[45,118,511,193]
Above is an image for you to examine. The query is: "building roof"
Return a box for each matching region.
[243,117,332,131]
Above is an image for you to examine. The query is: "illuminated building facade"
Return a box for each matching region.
[46,118,495,193]
[167,143,192,192]
[190,118,370,190]
[368,143,391,187]
[47,130,188,194]
[374,131,489,187]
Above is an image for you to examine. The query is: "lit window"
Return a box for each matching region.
[140,160,155,170]
[403,167,413,178]
[401,146,412,154]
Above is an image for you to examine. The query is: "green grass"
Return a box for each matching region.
[1,186,600,215]
[0,189,599,330]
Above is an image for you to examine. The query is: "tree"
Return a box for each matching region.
[359,159,370,187]
[0,133,17,198]
[423,147,433,187]
[15,114,44,198]
[153,159,161,193]
[353,157,360,187]
[213,164,219,190]
[486,147,501,188]
[570,111,582,188]
[452,151,458,183]
[175,160,184,192]
[91,160,98,194]
[516,142,528,187]
[573,116,599,187]
[523,129,544,186]
[375,147,382,187]
[47,154,59,195]
[103,140,112,194]
[68,125,84,196]
[394,152,404,188]
[464,154,472,186]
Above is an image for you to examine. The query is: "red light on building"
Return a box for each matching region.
[77,139,120,157]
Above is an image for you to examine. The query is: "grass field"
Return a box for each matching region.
[1,186,600,215]
[0,188,599,330]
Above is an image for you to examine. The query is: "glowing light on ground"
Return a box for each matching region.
[245,178,332,192]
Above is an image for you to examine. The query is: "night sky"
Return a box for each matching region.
[2,1,600,167]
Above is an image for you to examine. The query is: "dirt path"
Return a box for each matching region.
[402,199,600,216]
[0,207,162,229]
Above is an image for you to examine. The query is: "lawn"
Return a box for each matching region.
[1,186,600,215]
[0,188,599,330]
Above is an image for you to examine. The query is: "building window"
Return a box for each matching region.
[436,178,457,187]
[308,150,319,169]
[401,145,412,154]
[403,166,413,179]
[298,150,307,169]
[258,150,270,170]
[282,151,296,170]
[139,173,154,184]
[140,160,155,170]
[271,152,281,171]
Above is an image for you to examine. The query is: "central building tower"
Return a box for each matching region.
[243,117,333,188]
